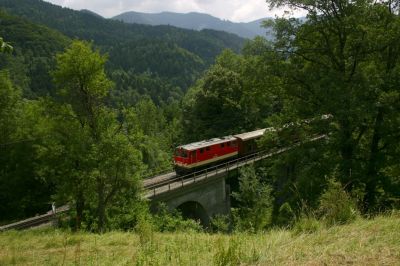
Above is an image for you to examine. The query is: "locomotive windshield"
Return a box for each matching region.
[175,148,188,158]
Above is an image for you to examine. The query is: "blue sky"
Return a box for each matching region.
[44,0,305,22]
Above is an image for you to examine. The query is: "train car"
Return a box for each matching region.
[234,128,269,156]
[174,136,239,174]
[173,115,332,175]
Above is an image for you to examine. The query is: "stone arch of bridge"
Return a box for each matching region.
[176,201,210,227]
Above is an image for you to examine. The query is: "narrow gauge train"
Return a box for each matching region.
[173,115,332,175]
[173,128,272,175]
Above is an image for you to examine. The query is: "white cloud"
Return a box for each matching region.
[44,0,305,22]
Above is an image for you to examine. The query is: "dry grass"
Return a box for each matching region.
[0,213,399,265]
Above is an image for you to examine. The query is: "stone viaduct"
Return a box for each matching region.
[150,171,230,227]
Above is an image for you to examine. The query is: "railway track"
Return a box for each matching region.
[0,174,178,232]
[0,205,70,232]
[143,171,176,188]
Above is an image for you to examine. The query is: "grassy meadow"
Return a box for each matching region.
[0,213,399,265]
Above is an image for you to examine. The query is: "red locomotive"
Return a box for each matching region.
[174,128,269,174]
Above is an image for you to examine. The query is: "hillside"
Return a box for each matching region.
[1,214,399,265]
[0,10,69,97]
[0,0,245,102]
[113,11,274,39]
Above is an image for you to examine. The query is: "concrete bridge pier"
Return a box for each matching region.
[151,173,230,227]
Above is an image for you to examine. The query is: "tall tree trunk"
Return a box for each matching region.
[97,179,106,233]
[364,108,383,210]
[75,190,84,231]
[339,119,354,184]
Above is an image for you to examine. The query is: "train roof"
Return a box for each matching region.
[177,127,277,151]
[178,136,237,151]
[234,127,275,141]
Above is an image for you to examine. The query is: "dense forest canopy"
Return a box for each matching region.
[264,0,400,212]
[0,0,399,232]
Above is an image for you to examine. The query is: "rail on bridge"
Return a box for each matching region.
[145,134,327,198]
[0,205,70,232]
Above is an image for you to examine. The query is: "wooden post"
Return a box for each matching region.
[51,203,58,228]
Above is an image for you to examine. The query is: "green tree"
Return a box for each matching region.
[123,103,171,176]
[182,47,278,141]
[0,71,53,222]
[264,0,400,211]
[44,40,144,232]
[232,166,274,232]
[184,63,244,140]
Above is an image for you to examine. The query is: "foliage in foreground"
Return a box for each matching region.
[38,40,144,233]
[229,166,359,232]
[231,166,274,232]
[150,203,203,233]
[0,213,399,265]
[318,178,359,225]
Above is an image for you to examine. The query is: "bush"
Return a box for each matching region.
[135,217,154,246]
[211,214,231,233]
[232,166,274,232]
[152,203,203,233]
[107,196,151,231]
[276,202,295,227]
[318,179,358,226]
[293,216,322,235]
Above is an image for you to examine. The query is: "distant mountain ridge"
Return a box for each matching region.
[80,9,103,18]
[113,11,273,39]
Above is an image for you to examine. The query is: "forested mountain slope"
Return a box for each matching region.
[0,10,69,97]
[0,0,245,103]
[0,0,244,58]
[113,11,273,39]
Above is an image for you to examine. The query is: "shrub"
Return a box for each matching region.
[318,179,358,226]
[211,214,231,233]
[152,203,203,233]
[276,202,295,227]
[293,216,322,235]
[232,166,274,232]
[107,196,151,231]
[135,217,154,246]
